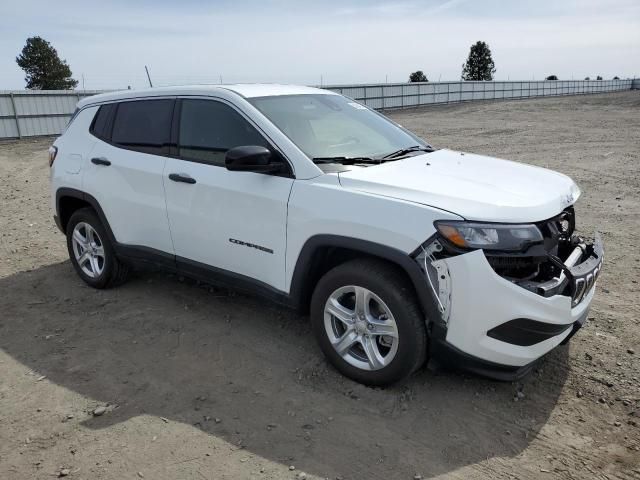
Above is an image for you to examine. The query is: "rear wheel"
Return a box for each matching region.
[311,259,427,386]
[66,208,129,288]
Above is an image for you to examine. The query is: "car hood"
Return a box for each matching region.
[337,149,580,223]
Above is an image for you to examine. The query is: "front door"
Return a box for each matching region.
[162,98,293,291]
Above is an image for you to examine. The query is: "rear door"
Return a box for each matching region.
[83,98,175,255]
[162,98,294,291]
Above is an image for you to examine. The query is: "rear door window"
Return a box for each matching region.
[177,99,270,166]
[111,99,174,155]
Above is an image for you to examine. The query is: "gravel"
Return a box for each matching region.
[1,91,639,479]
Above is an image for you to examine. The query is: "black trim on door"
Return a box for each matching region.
[114,246,291,305]
[115,244,177,271]
[175,255,290,306]
[169,98,182,156]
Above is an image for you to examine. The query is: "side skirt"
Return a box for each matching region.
[176,255,292,307]
[114,243,294,308]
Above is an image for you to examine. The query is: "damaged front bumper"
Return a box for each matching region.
[516,233,604,307]
[416,232,603,380]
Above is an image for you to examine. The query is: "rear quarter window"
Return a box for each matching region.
[89,104,115,141]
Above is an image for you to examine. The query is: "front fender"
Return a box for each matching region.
[287,234,441,322]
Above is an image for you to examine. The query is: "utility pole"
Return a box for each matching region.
[145,65,153,87]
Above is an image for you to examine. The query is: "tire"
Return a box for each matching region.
[65,207,129,289]
[310,258,427,386]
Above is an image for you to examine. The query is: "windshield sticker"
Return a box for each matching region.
[348,102,367,110]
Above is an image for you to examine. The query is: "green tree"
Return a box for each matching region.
[16,37,78,90]
[545,75,558,80]
[461,41,496,81]
[596,75,603,80]
[408,70,428,82]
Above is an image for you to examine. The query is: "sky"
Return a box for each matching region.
[1,0,639,90]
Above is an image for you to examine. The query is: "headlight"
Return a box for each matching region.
[435,221,543,252]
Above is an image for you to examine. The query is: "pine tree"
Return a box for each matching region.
[16,37,78,90]
[461,41,496,81]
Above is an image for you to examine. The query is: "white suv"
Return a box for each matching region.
[49,84,603,385]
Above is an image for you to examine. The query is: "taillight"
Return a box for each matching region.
[48,146,58,167]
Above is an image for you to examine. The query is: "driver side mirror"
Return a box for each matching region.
[225,146,282,174]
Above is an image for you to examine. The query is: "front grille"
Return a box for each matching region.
[569,235,604,306]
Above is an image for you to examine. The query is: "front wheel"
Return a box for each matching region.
[310,259,427,386]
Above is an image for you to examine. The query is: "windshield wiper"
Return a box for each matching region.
[382,145,434,160]
[312,156,383,165]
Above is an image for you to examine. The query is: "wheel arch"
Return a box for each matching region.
[55,188,117,244]
[288,235,440,322]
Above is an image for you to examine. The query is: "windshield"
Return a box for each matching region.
[248,94,430,161]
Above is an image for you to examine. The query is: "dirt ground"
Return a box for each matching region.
[1,91,639,480]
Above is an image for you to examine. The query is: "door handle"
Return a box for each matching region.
[169,173,196,184]
[91,157,111,166]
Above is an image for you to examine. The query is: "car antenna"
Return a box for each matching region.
[145,65,153,87]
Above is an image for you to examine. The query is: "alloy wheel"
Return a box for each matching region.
[71,222,105,278]
[323,285,399,371]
